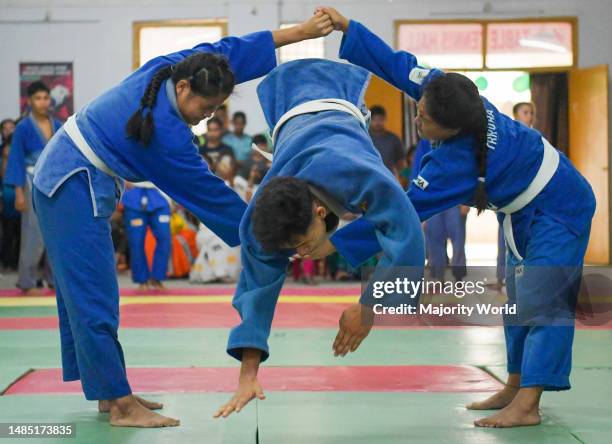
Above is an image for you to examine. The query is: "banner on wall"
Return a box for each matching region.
[19,62,73,122]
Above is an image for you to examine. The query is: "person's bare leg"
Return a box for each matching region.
[474,387,542,428]
[137,283,149,291]
[99,395,163,413]
[466,373,520,410]
[108,394,179,428]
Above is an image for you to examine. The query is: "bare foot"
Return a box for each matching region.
[466,385,519,410]
[137,283,149,291]
[109,395,179,428]
[99,395,163,413]
[22,288,44,296]
[474,387,542,428]
[467,373,520,410]
[148,280,165,290]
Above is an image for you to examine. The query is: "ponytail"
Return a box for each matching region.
[126,65,173,145]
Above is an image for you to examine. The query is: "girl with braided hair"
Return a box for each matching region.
[31,12,333,428]
[317,7,596,429]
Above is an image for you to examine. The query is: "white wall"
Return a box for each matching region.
[1,0,611,135]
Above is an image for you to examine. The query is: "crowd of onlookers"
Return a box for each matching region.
[2,87,536,289]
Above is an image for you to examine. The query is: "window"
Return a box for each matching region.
[486,22,573,69]
[133,20,226,68]
[396,19,576,71]
[278,23,325,63]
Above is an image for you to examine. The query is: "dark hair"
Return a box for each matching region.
[26,81,50,97]
[127,52,235,146]
[423,72,488,213]
[252,177,314,251]
[232,111,246,122]
[206,116,223,129]
[512,102,535,117]
[0,118,15,145]
[1,118,15,132]
[370,105,386,117]
[252,134,268,147]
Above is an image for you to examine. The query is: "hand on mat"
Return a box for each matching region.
[214,376,266,418]
[316,6,349,32]
[333,303,374,357]
[300,9,334,39]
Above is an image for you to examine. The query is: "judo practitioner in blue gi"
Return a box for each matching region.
[121,183,171,290]
[5,82,61,295]
[319,7,595,428]
[214,58,425,419]
[32,15,334,428]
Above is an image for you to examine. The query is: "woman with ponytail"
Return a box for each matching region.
[318,7,596,429]
[31,13,334,428]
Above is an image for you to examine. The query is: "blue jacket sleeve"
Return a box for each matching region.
[134,139,247,247]
[227,220,288,362]
[4,126,26,187]
[159,31,277,85]
[339,20,443,101]
[332,141,477,266]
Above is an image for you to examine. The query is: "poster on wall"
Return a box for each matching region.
[19,62,73,122]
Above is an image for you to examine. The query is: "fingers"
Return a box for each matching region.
[333,329,346,355]
[214,396,250,418]
[213,401,235,418]
[255,386,266,400]
[334,329,352,357]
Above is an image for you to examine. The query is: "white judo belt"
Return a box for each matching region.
[497,138,560,261]
[133,181,156,189]
[131,180,172,205]
[64,114,120,179]
[251,98,370,162]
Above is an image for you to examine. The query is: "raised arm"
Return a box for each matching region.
[319,7,443,100]
[151,12,333,85]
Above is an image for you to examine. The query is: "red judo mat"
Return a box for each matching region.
[4,365,503,395]
[0,303,345,329]
[0,286,360,297]
[2,302,610,330]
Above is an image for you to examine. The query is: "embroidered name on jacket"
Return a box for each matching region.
[486,109,498,150]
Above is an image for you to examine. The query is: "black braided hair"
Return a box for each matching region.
[423,72,489,213]
[126,52,235,146]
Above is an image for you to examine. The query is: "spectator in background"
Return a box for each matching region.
[1,119,20,271]
[213,104,230,135]
[199,117,234,172]
[239,133,271,182]
[513,102,536,128]
[216,153,253,203]
[399,144,416,190]
[5,82,61,294]
[222,111,252,164]
[121,183,171,291]
[369,105,405,177]
[1,119,16,155]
